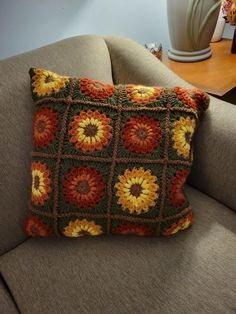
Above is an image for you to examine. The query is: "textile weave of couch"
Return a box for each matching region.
[0,35,236,314]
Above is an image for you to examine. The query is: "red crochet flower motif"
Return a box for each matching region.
[80,78,115,100]
[190,89,210,111]
[24,215,52,237]
[162,212,194,236]
[169,169,190,207]
[63,166,105,208]
[33,107,59,148]
[123,115,161,154]
[113,223,153,236]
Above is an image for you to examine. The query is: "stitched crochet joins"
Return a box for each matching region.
[25,68,209,238]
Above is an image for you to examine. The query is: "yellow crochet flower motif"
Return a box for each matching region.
[69,110,112,153]
[63,219,103,237]
[32,68,69,97]
[31,161,51,206]
[126,85,162,104]
[115,167,159,215]
[172,116,196,159]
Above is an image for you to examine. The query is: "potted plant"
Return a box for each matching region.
[167,0,222,62]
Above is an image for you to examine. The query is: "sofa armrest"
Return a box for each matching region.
[104,36,192,87]
[189,97,236,211]
[105,36,236,211]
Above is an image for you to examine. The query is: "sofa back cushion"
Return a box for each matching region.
[0,35,113,255]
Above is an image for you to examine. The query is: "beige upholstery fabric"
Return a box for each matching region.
[104,36,191,87]
[0,35,113,255]
[0,278,18,314]
[1,186,235,314]
[105,36,236,211]
[188,97,236,211]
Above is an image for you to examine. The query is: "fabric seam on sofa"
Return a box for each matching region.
[0,272,21,313]
[0,238,29,258]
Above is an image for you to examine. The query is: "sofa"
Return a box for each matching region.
[0,35,235,314]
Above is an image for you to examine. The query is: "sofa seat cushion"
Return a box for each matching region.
[0,278,18,314]
[1,186,236,314]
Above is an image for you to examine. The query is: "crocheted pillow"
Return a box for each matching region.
[25,68,209,237]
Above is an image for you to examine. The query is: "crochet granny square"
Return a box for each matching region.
[25,68,209,237]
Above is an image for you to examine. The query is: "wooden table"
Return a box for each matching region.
[162,39,236,96]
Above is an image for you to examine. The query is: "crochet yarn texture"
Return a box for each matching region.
[25,68,209,238]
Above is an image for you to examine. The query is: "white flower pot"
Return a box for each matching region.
[167,0,221,62]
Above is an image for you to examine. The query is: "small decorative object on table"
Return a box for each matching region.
[145,43,163,60]
[222,0,236,53]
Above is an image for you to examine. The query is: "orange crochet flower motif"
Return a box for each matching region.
[169,169,190,207]
[63,166,105,208]
[24,215,52,237]
[123,115,161,154]
[174,87,209,111]
[113,223,153,236]
[126,85,162,104]
[33,107,59,148]
[191,89,210,111]
[69,110,112,153]
[80,78,115,100]
[31,161,52,206]
[162,212,193,236]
